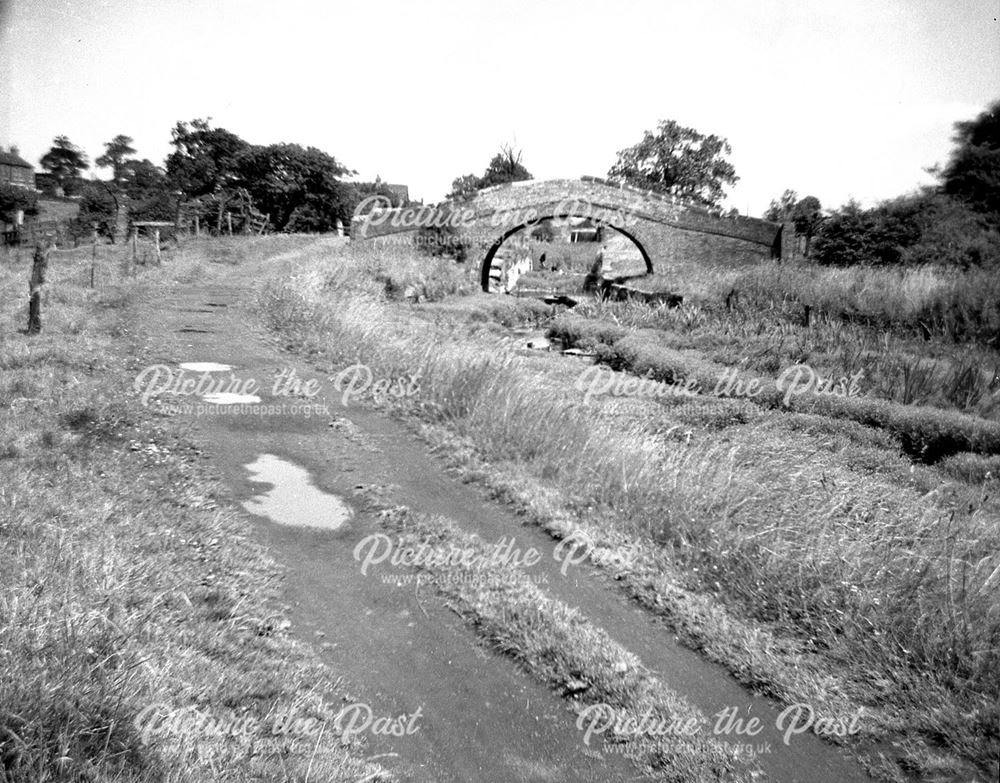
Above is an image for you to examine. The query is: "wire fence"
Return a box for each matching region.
[0,232,186,291]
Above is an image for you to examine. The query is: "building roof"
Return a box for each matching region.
[0,151,33,169]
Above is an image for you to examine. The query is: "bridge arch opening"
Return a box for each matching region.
[479,215,654,293]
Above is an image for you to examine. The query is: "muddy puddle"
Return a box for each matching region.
[242,453,353,530]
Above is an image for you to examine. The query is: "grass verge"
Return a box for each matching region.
[0,239,389,783]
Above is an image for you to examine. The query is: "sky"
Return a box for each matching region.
[1,0,998,215]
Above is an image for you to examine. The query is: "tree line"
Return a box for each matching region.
[1,121,400,242]
[764,100,999,268]
[445,103,998,271]
[4,100,996,267]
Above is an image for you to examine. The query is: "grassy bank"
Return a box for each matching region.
[252,239,998,781]
[0,239,388,783]
[547,313,1000,463]
[616,258,1000,419]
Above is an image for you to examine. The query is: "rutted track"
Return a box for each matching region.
[134,252,875,783]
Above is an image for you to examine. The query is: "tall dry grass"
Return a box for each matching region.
[579,261,1000,418]
[254,244,1000,719]
[664,257,1000,345]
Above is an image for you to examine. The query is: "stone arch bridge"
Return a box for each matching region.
[351,177,783,291]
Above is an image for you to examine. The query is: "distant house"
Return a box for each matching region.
[382,183,409,205]
[0,149,35,238]
[0,148,35,189]
[0,147,83,245]
[368,175,409,206]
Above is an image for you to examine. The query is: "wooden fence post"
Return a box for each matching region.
[153,229,161,264]
[27,242,49,334]
[132,227,139,267]
[91,227,97,288]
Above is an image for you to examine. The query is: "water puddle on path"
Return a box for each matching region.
[242,453,353,530]
[179,362,233,372]
[176,363,262,404]
[202,392,262,404]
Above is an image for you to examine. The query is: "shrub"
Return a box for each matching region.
[548,314,627,350]
[0,183,38,225]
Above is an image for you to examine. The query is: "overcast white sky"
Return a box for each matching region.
[1,0,997,215]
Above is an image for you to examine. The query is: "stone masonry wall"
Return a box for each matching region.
[353,178,782,275]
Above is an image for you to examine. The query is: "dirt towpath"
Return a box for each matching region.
[133,259,874,783]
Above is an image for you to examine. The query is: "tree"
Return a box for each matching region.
[811,201,877,266]
[166,119,249,198]
[900,193,1000,269]
[608,119,738,207]
[73,182,119,241]
[789,195,824,256]
[345,178,407,225]
[763,189,799,222]
[39,135,89,195]
[791,196,823,238]
[765,191,824,256]
[808,103,1000,269]
[447,144,532,199]
[448,173,481,200]
[812,196,923,266]
[122,159,175,222]
[236,143,354,232]
[478,144,532,189]
[166,119,252,233]
[939,100,1000,224]
[96,134,137,185]
[415,205,471,262]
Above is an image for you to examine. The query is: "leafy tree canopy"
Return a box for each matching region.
[479,144,532,189]
[39,135,89,193]
[96,135,137,184]
[608,119,738,208]
[809,103,1000,268]
[236,143,354,232]
[811,191,999,268]
[165,120,355,232]
[940,99,1000,223]
[123,159,175,222]
[448,174,481,200]
[448,144,532,199]
[764,189,824,238]
[763,189,799,222]
[166,119,250,198]
[74,181,119,240]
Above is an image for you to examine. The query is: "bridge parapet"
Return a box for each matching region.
[352,177,778,249]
